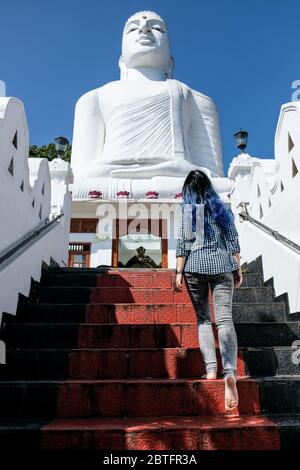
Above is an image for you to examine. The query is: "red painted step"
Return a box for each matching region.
[2,267,286,450]
[36,286,272,304]
[92,288,189,304]
[56,378,260,418]
[77,323,198,348]
[6,323,223,348]
[85,303,196,324]
[96,272,176,288]
[39,415,280,450]
[1,347,246,379]
[68,348,246,379]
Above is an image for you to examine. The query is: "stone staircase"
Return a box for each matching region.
[0,264,299,450]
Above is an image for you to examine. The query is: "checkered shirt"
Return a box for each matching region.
[175,204,241,274]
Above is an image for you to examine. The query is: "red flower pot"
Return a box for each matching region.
[145,191,159,199]
[117,191,130,198]
[89,190,102,199]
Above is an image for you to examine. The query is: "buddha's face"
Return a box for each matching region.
[137,247,146,256]
[122,12,171,73]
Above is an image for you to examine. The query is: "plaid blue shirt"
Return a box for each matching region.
[175,203,240,274]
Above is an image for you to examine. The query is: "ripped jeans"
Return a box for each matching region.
[184,271,238,379]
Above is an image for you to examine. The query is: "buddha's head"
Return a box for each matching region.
[120,11,174,79]
[136,246,146,256]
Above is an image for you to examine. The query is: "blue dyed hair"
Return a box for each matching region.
[181,170,233,238]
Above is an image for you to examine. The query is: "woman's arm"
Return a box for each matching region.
[176,255,187,274]
[174,206,191,290]
[232,252,241,268]
[221,206,241,255]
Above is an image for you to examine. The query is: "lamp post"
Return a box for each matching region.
[234,129,248,154]
[54,136,69,159]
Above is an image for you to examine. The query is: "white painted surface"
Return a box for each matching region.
[228,101,300,314]
[0,97,73,330]
[69,233,112,267]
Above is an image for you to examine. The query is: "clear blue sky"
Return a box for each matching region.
[1,0,299,175]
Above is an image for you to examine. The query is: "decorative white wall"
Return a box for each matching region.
[228,101,300,314]
[0,97,73,329]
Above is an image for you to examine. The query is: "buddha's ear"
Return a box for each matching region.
[167,55,175,79]
[119,54,127,80]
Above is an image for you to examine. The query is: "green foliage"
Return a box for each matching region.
[29,143,72,163]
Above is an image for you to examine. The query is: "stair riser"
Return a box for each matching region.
[0,349,246,379]
[41,273,263,288]
[258,381,300,414]
[2,346,298,379]
[4,323,298,349]
[40,426,280,451]
[0,381,260,418]
[35,287,273,304]
[235,324,300,347]
[232,304,285,322]
[4,324,201,349]
[17,303,286,324]
[245,349,300,376]
[0,424,280,451]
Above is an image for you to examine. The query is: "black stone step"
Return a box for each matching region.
[3,320,299,348]
[17,304,87,323]
[0,346,299,380]
[257,377,300,414]
[0,418,48,451]
[4,321,298,349]
[244,347,300,376]
[235,322,300,347]
[0,377,299,420]
[233,302,285,322]
[2,323,205,349]
[16,301,287,324]
[42,274,97,287]
[0,377,258,419]
[265,414,300,450]
[0,381,58,418]
[41,272,264,288]
[29,285,274,304]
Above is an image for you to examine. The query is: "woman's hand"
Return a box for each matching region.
[233,268,243,288]
[174,273,184,292]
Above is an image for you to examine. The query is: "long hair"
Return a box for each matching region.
[181,170,233,238]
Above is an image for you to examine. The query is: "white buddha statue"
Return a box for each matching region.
[71,11,226,199]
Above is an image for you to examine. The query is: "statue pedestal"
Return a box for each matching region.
[71,174,233,201]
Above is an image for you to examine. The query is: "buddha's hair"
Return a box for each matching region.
[125,11,165,26]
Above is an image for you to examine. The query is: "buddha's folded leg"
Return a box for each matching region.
[111,159,200,178]
[75,162,140,179]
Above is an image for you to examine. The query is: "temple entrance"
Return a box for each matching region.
[68,243,91,268]
[112,218,168,268]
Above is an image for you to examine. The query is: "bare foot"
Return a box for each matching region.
[224,374,239,411]
[201,371,217,380]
